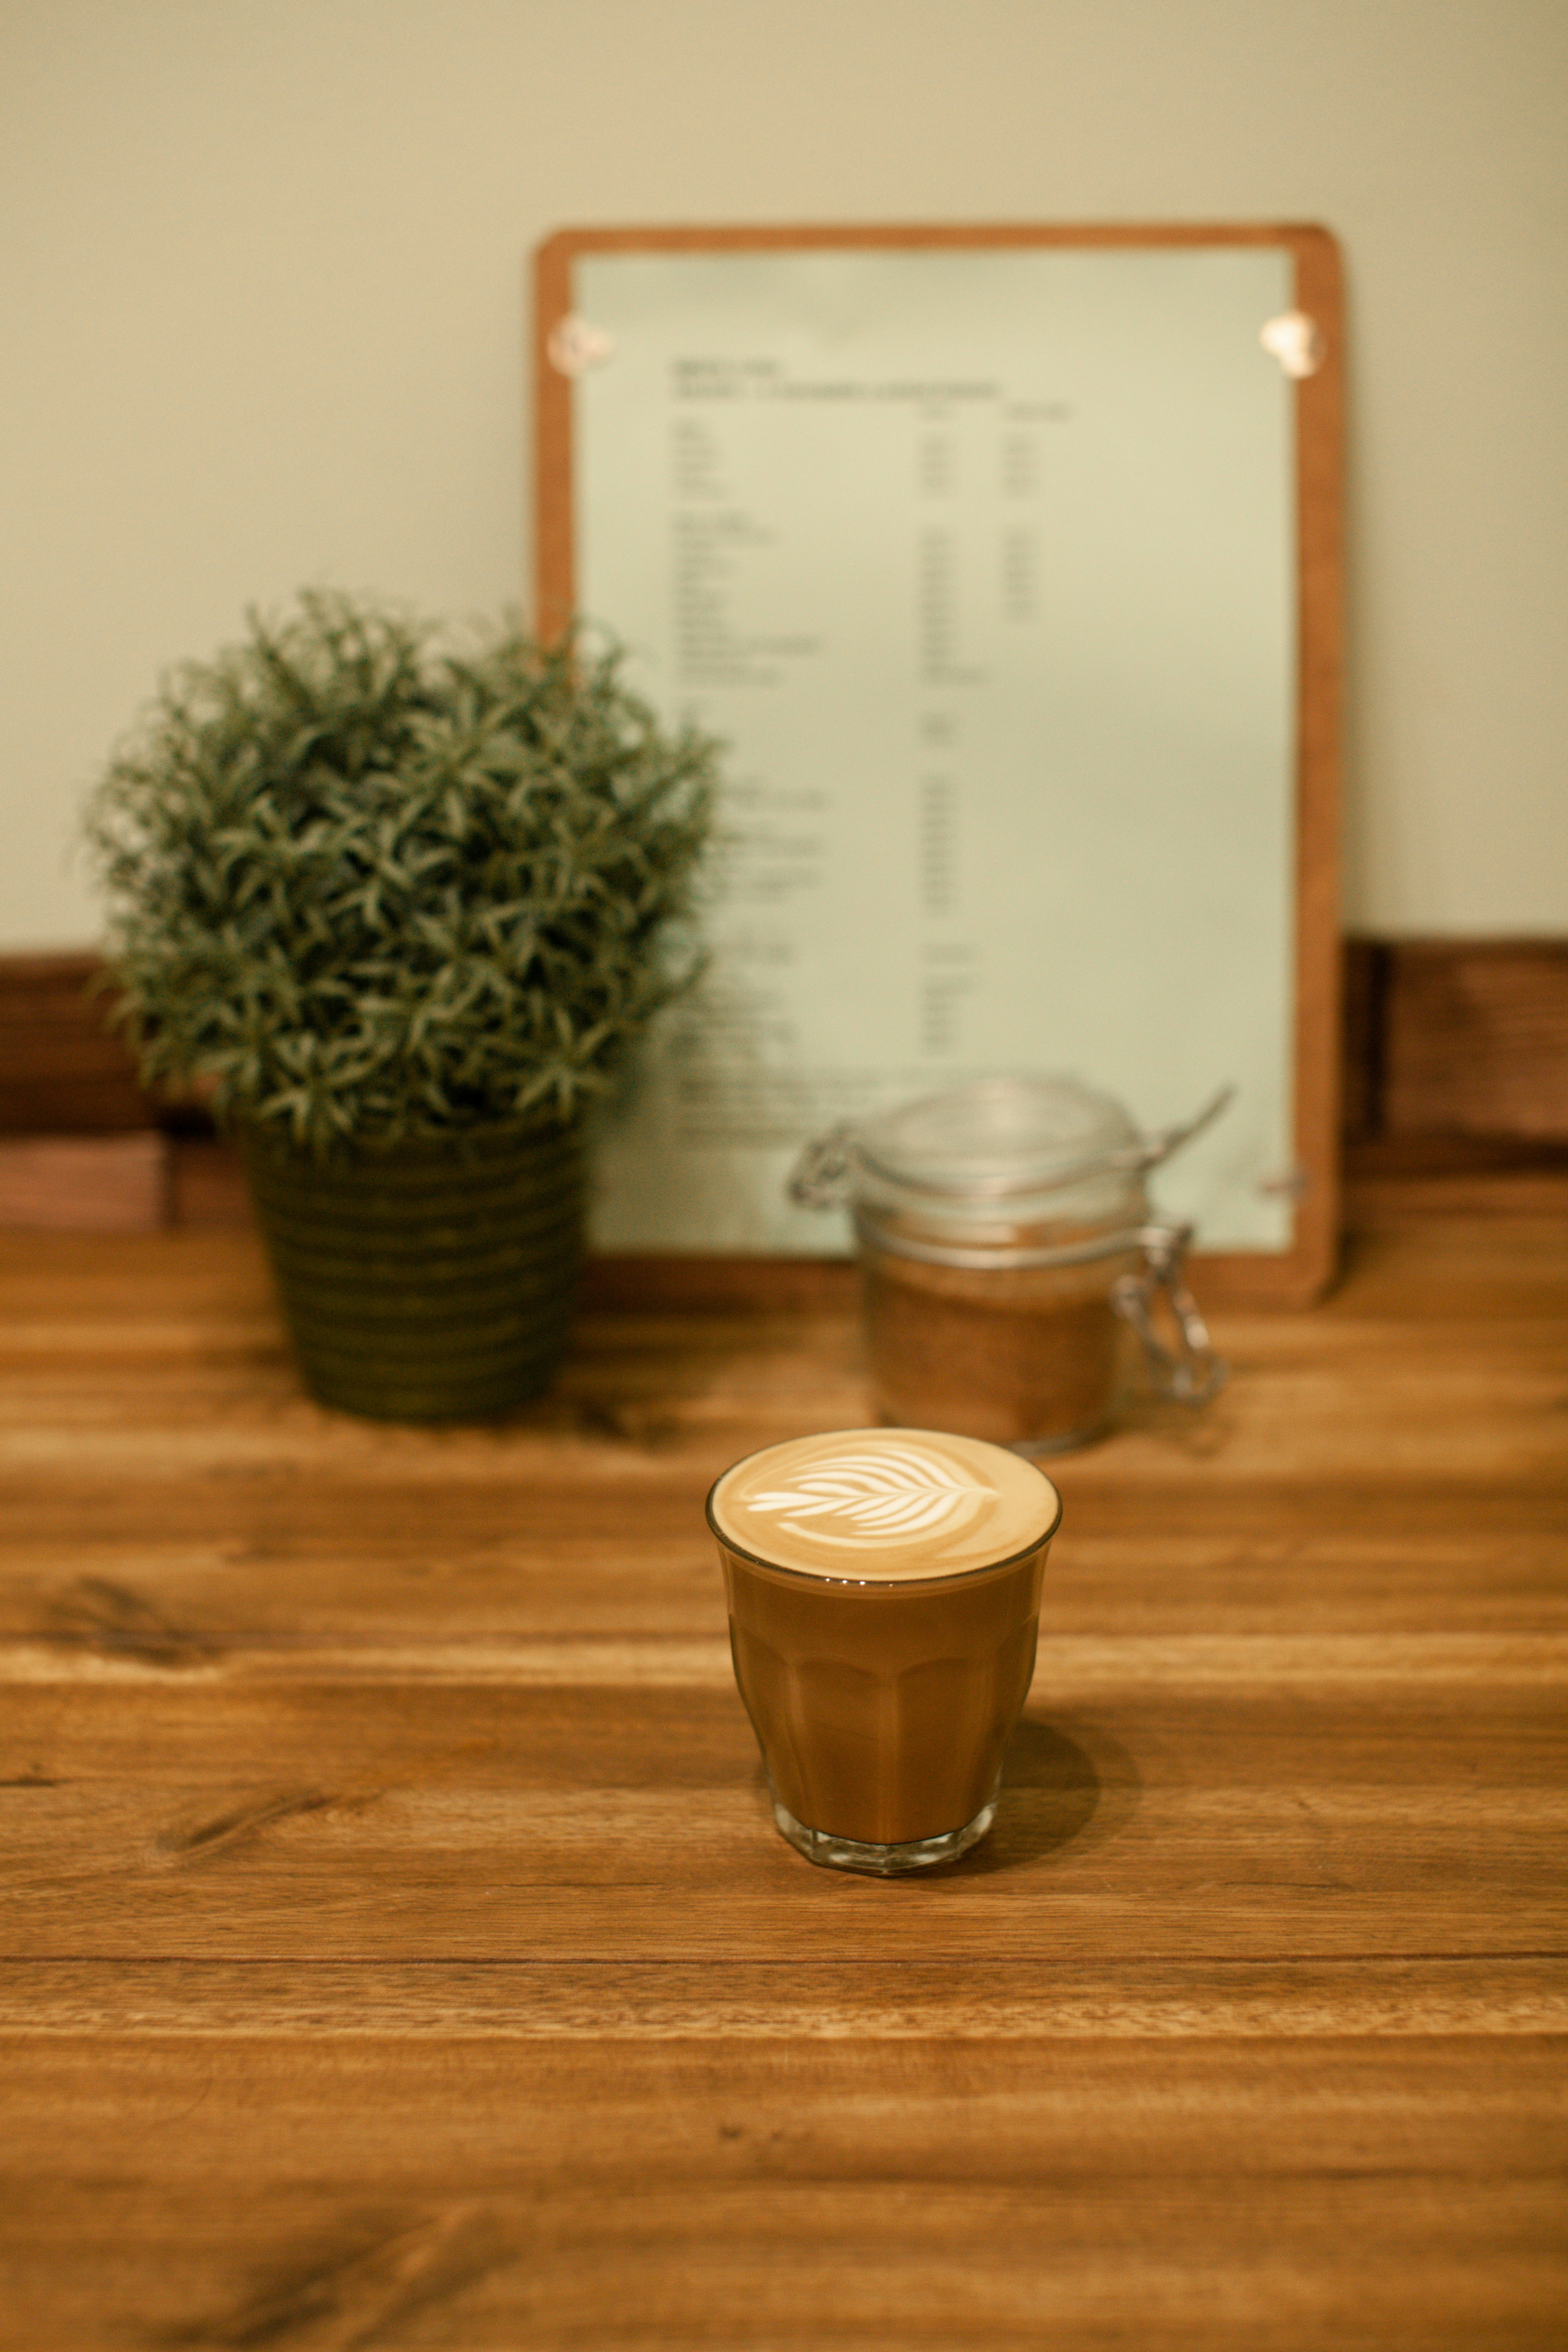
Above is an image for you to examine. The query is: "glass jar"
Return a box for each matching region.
[789,1075,1227,1454]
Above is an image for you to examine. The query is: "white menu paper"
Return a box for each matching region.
[573,245,1297,1253]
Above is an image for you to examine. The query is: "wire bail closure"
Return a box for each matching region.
[1110,1222,1227,1405]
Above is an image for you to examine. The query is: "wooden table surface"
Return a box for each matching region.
[1,1185,1564,2349]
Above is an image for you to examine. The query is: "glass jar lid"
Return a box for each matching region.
[787,1075,1232,1234]
[856,1075,1142,1206]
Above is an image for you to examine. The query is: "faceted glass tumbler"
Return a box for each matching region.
[713,1534,1054,1875]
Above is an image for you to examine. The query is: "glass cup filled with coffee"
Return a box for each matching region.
[708,1427,1062,1874]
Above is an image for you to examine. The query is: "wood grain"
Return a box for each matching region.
[0,1131,168,1229]
[0,1193,1563,2346]
[1382,941,1568,1141]
[0,951,147,1134]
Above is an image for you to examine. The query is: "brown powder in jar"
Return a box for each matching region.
[861,1222,1140,1449]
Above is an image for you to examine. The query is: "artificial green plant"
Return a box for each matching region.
[85,590,718,1155]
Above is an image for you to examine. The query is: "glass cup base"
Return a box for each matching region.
[771,1793,997,1875]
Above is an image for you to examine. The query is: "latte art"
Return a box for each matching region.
[710,1427,1059,1581]
[747,1445,989,1546]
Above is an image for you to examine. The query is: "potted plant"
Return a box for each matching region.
[86,589,717,1421]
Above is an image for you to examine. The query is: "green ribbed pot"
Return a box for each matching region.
[241,1120,585,1422]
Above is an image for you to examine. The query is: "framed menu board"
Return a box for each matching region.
[534,225,1343,1304]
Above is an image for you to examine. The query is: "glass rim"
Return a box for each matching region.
[705,1432,1063,1591]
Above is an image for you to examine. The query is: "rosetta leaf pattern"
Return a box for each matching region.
[749,1446,990,1545]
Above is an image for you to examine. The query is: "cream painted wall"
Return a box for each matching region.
[3,0,1564,944]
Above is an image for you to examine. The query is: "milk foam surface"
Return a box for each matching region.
[710,1427,1060,1580]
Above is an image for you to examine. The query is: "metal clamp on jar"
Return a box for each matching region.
[789,1075,1229,1455]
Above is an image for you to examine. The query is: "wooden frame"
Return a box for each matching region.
[534,222,1344,1307]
